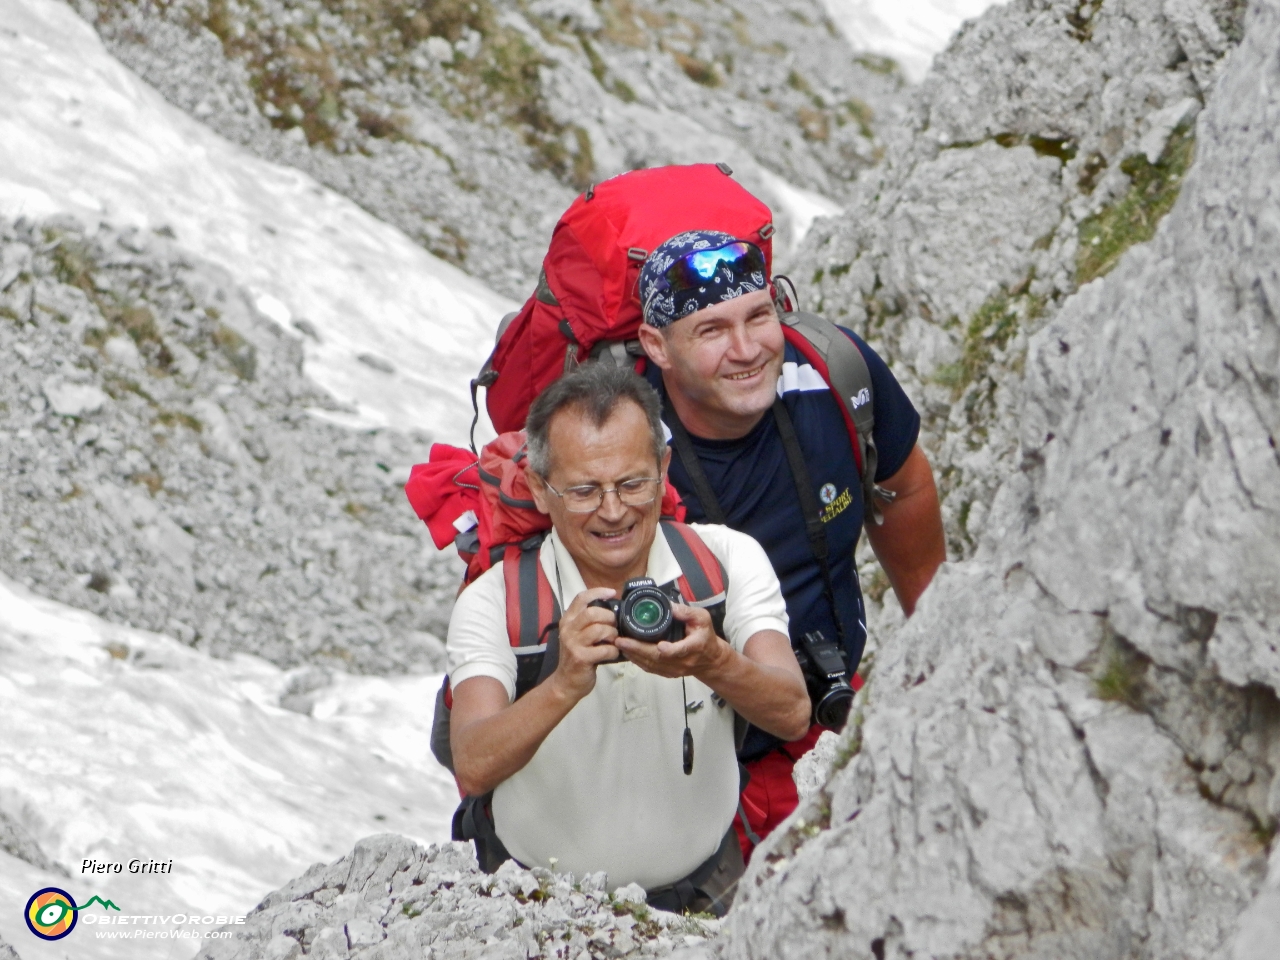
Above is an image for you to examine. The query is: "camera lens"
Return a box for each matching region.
[631,598,663,629]
[619,585,673,641]
[814,684,854,730]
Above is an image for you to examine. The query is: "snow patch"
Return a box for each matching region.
[821,0,1006,82]
[0,574,459,960]
[0,0,514,440]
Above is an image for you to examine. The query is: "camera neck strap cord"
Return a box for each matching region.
[682,678,694,775]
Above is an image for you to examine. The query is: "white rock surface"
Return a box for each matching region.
[193,836,718,960]
[717,0,1280,956]
[0,218,460,672]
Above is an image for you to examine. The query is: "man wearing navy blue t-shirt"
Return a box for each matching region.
[636,229,945,859]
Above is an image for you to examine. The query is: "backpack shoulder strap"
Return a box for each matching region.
[501,536,561,699]
[659,520,728,638]
[779,311,895,524]
[660,520,727,604]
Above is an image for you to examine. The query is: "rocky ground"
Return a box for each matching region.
[75,0,907,298]
[717,0,1280,957]
[0,214,459,676]
[193,835,718,960]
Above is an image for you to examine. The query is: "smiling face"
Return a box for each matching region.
[637,288,785,440]
[528,399,671,590]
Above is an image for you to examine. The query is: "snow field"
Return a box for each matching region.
[0,574,459,960]
[0,0,514,441]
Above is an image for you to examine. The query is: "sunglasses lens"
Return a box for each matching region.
[664,242,764,292]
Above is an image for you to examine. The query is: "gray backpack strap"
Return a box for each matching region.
[779,311,896,524]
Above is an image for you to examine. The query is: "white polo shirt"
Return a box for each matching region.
[446,523,789,890]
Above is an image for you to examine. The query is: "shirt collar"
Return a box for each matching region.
[543,523,683,607]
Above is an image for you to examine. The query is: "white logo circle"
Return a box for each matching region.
[819,483,838,505]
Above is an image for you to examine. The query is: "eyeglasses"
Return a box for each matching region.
[663,241,766,292]
[541,477,661,513]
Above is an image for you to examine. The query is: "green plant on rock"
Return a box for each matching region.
[1077,123,1195,285]
[96,0,582,182]
[672,52,720,87]
[837,98,874,139]
[1094,648,1145,709]
[854,53,899,76]
[211,323,257,380]
[934,283,1045,399]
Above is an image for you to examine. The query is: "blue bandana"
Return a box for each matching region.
[640,230,770,328]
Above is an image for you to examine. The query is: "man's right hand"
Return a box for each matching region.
[549,587,622,701]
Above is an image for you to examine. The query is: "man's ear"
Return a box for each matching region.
[636,323,671,371]
[526,469,553,516]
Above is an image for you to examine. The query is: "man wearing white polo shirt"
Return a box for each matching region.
[447,363,809,914]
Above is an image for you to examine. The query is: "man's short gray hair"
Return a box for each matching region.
[525,364,666,477]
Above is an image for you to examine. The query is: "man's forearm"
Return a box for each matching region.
[865,444,945,617]
[697,633,810,741]
[450,677,578,796]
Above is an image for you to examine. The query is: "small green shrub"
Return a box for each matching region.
[1077,124,1195,285]
[1094,650,1143,708]
[854,53,899,76]
[673,52,719,87]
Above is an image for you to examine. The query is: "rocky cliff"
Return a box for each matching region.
[719,0,1280,957]
[0,216,455,673]
[76,0,905,297]
[194,835,718,960]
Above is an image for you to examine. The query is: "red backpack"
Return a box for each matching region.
[470,163,886,523]
[472,163,776,438]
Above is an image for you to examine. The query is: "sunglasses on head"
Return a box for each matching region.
[662,241,767,292]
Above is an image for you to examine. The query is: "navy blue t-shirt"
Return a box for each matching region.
[646,328,920,761]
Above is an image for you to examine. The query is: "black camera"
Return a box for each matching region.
[793,630,855,729]
[589,577,684,642]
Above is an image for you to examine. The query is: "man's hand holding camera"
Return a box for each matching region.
[614,602,727,680]
[549,587,622,702]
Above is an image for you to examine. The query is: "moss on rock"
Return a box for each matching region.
[1077,124,1195,285]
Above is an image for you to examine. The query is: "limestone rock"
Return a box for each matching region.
[0,808,65,875]
[0,932,23,960]
[716,0,1280,956]
[41,378,108,417]
[801,0,1244,569]
[77,0,907,298]
[193,834,718,960]
[0,218,455,674]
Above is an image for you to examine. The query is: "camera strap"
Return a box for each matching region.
[664,399,847,653]
[770,400,847,652]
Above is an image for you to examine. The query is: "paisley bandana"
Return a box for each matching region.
[640,230,769,329]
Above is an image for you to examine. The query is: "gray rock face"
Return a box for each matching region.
[0,932,22,960]
[804,0,1244,567]
[717,0,1280,957]
[0,216,457,673]
[0,808,65,876]
[194,835,717,960]
[78,0,906,298]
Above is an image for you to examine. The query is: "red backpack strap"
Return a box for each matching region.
[501,538,562,698]
[779,312,895,524]
[659,521,728,607]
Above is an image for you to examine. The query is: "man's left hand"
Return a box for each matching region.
[614,602,728,680]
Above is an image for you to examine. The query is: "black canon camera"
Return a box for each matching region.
[793,630,855,729]
[589,577,684,642]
